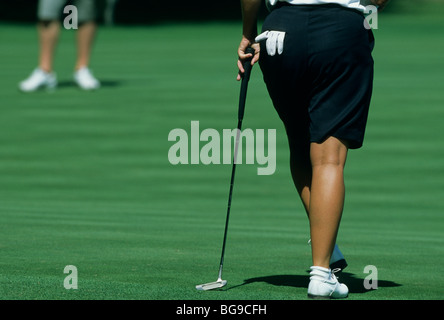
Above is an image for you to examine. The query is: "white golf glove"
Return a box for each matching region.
[266,0,278,11]
[255,30,286,56]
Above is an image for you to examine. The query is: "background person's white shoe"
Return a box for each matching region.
[307,266,349,299]
[19,68,57,92]
[74,67,100,90]
[330,244,348,271]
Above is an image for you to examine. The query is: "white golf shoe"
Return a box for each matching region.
[19,68,57,92]
[307,266,349,299]
[74,67,100,90]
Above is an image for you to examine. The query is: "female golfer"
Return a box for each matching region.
[237,0,389,298]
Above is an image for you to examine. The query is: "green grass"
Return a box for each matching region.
[1,5,444,300]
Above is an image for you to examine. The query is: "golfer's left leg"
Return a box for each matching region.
[308,136,348,269]
[289,140,311,214]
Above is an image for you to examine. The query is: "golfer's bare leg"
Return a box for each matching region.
[309,136,348,268]
[75,21,97,70]
[289,141,311,215]
[38,20,61,72]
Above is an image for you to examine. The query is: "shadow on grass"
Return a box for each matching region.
[229,271,401,295]
[58,79,123,88]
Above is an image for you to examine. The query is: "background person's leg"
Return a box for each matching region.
[75,21,97,70]
[18,0,64,92]
[74,0,98,70]
[72,0,100,89]
[18,20,60,92]
[36,0,66,72]
[38,20,61,73]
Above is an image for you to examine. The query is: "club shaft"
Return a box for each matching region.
[218,118,243,276]
[217,48,254,279]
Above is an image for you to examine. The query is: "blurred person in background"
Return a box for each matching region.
[19,0,101,92]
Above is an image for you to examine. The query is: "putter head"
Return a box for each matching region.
[195,279,227,291]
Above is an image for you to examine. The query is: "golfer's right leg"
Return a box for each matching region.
[307,136,349,299]
[288,138,348,271]
[309,136,348,269]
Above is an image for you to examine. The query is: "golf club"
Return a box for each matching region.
[196,47,255,291]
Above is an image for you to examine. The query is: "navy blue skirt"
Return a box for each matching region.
[259,3,375,149]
